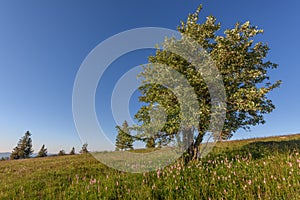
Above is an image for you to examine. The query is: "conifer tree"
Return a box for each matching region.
[115,120,134,151]
[37,144,47,157]
[10,131,34,159]
[58,150,66,156]
[70,147,75,155]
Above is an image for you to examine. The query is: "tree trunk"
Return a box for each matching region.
[182,129,204,163]
[193,132,204,160]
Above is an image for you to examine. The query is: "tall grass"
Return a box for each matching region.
[0,134,300,199]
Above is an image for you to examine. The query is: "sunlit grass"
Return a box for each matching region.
[1,134,300,199]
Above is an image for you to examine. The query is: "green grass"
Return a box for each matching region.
[1,134,300,199]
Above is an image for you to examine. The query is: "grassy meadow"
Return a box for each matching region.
[1,134,300,199]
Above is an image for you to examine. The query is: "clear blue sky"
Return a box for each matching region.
[0,0,299,153]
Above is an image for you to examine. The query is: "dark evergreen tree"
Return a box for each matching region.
[10,131,34,160]
[58,150,66,156]
[115,120,134,151]
[70,147,75,155]
[37,144,47,157]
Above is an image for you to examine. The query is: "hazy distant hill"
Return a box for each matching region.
[0,152,57,159]
[0,152,10,158]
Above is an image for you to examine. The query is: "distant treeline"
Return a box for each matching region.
[6,131,89,160]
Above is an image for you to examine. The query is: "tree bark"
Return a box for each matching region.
[182,128,204,163]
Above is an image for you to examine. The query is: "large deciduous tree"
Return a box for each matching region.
[135,5,281,161]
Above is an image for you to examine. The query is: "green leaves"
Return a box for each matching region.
[135,4,281,152]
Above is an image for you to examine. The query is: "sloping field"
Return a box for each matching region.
[1,134,300,199]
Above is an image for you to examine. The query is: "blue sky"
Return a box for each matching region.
[0,0,299,153]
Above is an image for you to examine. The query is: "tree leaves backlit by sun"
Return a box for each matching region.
[135,5,281,161]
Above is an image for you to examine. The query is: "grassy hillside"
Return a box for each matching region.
[1,134,300,199]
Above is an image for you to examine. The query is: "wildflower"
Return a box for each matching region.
[157,169,162,178]
[248,180,252,185]
[75,175,79,184]
[90,178,96,185]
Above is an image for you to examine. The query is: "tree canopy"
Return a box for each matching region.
[80,143,89,154]
[134,5,281,160]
